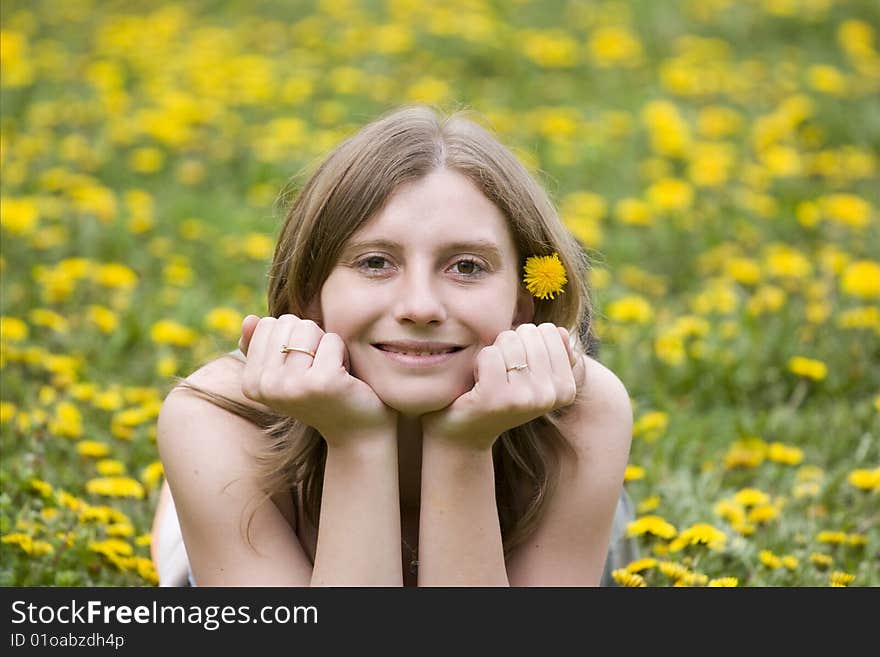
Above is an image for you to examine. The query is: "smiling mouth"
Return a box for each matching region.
[373,345,465,356]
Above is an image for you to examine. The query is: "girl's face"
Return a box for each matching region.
[317,168,533,418]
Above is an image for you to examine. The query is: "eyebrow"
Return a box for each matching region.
[343,238,504,262]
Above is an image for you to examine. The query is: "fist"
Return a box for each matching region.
[238,314,396,444]
[421,323,586,450]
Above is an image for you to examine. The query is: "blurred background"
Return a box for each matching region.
[1,0,877,586]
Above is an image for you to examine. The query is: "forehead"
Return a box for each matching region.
[351,169,517,252]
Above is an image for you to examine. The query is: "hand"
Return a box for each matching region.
[238,314,397,445]
[421,323,586,451]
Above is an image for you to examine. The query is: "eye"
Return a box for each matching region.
[450,258,485,276]
[363,256,388,270]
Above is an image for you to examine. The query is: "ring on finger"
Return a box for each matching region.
[505,363,529,372]
[281,345,316,358]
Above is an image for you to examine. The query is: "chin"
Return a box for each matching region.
[370,381,467,417]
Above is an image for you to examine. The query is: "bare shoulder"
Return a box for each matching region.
[156,353,266,473]
[580,355,632,418]
[554,354,633,455]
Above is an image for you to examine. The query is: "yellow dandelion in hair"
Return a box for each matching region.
[523,253,567,300]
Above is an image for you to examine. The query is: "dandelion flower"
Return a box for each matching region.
[85,477,144,499]
[623,558,656,574]
[829,571,856,587]
[627,515,677,539]
[668,523,727,552]
[788,356,827,381]
[847,467,880,491]
[523,253,567,300]
[810,553,833,569]
[708,577,738,587]
[612,569,647,587]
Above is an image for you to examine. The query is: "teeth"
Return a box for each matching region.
[380,347,455,355]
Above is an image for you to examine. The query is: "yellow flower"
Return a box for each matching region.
[767,442,804,465]
[92,263,138,289]
[614,198,653,226]
[88,538,133,558]
[30,479,53,498]
[523,253,567,300]
[733,488,769,507]
[85,476,145,499]
[760,550,782,569]
[29,308,69,333]
[588,26,643,68]
[708,577,738,587]
[742,504,774,525]
[241,233,273,260]
[624,465,645,481]
[847,467,880,491]
[829,571,856,587]
[141,461,164,489]
[96,459,126,476]
[0,401,16,423]
[1,316,29,342]
[646,177,694,212]
[627,515,677,539]
[76,441,110,458]
[817,531,847,544]
[668,523,727,552]
[608,295,653,324]
[787,356,827,381]
[840,260,880,299]
[632,411,668,442]
[724,437,767,469]
[625,557,657,573]
[205,307,242,339]
[781,555,799,570]
[150,319,198,347]
[810,553,833,569]
[49,402,83,439]
[637,496,660,513]
[86,305,119,333]
[611,569,647,587]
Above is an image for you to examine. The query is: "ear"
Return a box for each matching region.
[511,285,535,328]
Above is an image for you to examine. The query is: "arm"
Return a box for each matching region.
[158,314,405,586]
[417,440,508,586]
[504,357,633,586]
[157,383,313,586]
[312,437,403,586]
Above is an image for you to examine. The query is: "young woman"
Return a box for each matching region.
[151,105,636,587]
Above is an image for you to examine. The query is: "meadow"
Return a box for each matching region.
[1,0,877,587]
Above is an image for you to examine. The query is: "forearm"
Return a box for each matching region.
[310,436,402,586]
[417,437,509,586]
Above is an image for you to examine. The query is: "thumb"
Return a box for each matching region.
[238,315,260,356]
[558,326,586,388]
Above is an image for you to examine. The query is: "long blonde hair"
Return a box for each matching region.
[178,104,598,555]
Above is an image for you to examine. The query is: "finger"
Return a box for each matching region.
[270,314,300,367]
[516,323,552,381]
[539,323,572,375]
[559,327,587,389]
[496,329,529,382]
[311,332,346,372]
[238,315,260,356]
[245,316,277,370]
[556,326,578,368]
[475,344,507,391]
[282,318,323,369]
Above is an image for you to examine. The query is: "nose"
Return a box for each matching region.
[393,263,447,325]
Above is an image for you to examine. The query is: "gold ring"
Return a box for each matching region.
[280,345,316,358]
[506,363,529,372]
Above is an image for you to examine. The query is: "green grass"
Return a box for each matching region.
[1,0,878,586]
